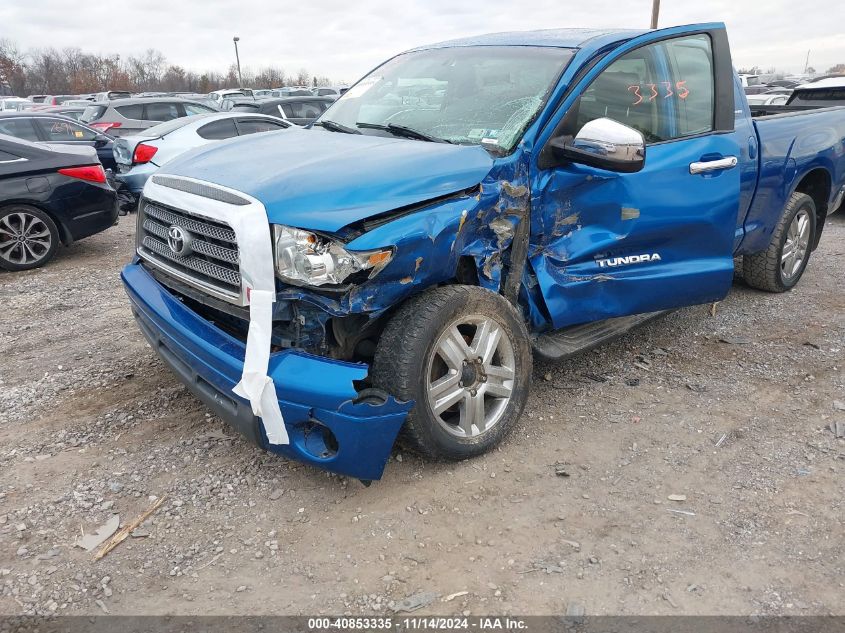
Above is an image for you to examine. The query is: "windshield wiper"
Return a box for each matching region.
[356,122,453,144]
[314,120,361,134]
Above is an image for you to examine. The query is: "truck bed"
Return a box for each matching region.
[738,105,845,254]
[749,104,845,118]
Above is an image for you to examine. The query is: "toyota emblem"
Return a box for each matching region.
[167,225,192,256]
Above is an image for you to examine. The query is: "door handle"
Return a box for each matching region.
[689,156,738,174]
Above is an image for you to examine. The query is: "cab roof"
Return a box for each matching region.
[410,27,648,52]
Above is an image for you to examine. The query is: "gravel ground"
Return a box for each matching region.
[0,213,843,617]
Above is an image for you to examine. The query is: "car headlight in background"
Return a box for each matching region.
[272,225,393,287]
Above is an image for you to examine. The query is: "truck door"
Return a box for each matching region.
[530,26,741,329]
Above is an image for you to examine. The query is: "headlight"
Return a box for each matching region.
[272,225,393,287]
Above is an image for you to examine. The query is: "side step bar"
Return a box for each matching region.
[532,311,668,361]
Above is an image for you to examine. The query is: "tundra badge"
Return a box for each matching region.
[597,253,662,268]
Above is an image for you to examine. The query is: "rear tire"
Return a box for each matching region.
[743,192,816,292]
[372,285,532,460]
[0,205,59,271]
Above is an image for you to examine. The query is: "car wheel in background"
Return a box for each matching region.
[743,192,816,292]
[0,205,60,271]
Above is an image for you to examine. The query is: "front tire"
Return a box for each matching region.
[0,205,59,271]
[372,285,532,460]
[743,192,816,292]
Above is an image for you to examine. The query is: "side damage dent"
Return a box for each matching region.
[338,154,536,313]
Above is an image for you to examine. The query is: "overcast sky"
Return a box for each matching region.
[2,0,842,82]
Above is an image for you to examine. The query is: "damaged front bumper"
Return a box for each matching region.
[121,261,412,480]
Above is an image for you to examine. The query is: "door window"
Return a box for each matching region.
[280,101,327,119]
[571,34,714,143]
[144,102,181,121]
[115,104,144,120]
[197,119,238,140]
[236,118,287,135]
[35,118,97,141]
[183,103,216,115]
[0,118,40,142]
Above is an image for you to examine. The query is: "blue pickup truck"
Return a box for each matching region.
[122,23,845,481]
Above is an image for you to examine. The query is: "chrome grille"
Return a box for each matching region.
[137,201,242,303]
[142,219,238,264]
[144,204,236,242]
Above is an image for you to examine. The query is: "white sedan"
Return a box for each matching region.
[112,112,295,211]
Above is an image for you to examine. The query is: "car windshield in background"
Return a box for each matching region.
[788,87,845,106]
[320,45,574,152]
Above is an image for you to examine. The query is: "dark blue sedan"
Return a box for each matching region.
[0,133,117,270]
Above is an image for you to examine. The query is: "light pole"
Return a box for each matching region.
[233,36,243,88]
[650,0,660,29]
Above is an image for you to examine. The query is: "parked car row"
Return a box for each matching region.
[0,103,299,269]
[0,88,334,220]
[209,85,347,103]
[737,72,845,102]
[747,76,845,115]
[60,94,332,138]
[229,96,333,124]
[79,97,218,136]
[2,84,345,118]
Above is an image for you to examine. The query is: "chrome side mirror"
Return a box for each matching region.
[549,117,646,173]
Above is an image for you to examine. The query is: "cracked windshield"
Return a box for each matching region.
[319,45,574,151]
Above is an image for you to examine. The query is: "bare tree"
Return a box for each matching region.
[0,39,331,96]
[294,68,311,87]
[0,39,27,95]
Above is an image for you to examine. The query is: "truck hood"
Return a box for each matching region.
[158,129,495,233]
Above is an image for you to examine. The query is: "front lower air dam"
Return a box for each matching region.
[125,175,413,479]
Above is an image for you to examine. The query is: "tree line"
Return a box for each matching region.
[737,63,845,77]
[0,39,335,97]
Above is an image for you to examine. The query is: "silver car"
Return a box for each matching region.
[80,97,217,137]
[112,112,294,209]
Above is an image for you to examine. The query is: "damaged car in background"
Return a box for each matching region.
[121,23,845,481]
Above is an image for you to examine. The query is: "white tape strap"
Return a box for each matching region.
[232,289,289,444]
[142,175,289,445]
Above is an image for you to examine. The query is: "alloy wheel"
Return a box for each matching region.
[426,315,516,438]
[0,212,53,266]
[781,208,811,281]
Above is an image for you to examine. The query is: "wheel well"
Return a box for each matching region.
[0,201,72,245]
[794,168,831,249]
